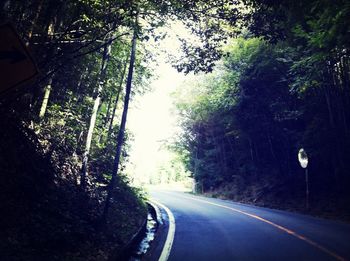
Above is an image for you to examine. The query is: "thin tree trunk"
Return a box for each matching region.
[323,69,343,186]
[39,77,52,118]
[220,135,227,178]
[254,140,259,165]
[323,84,335,128]
[210,129,222,173]
[96,93,114,144]
[106,61,127,141]
[80,38,112,188]
[104,93,113,125]
[38,21,55,119]
[267,132,282,175]
[103,62,126,126]
[194,148,199,192]
[225,135,238,171]
[103,28,137,221]
[77,66,92,105]
[248,137,254,163]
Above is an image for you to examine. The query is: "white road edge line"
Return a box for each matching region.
[150,200,176,261]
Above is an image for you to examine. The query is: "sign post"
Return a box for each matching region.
[298,148,309,210]
[0,23,38,95]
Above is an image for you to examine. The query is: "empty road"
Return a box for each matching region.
[150,189,350,261]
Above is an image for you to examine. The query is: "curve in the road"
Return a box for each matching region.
[151,200,176,261]
[172,193,347,261]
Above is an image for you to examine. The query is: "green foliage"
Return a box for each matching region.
[0,1,167,260]
[2,0,350,258]
[174,2,350,207]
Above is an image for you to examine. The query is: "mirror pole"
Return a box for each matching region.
[305,168,309,210]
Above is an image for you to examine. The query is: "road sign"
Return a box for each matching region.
[0,23,38,94]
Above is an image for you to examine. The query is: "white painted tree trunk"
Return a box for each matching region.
[38,78,52,118]
[38,22,55,119]
[80,41,112,188]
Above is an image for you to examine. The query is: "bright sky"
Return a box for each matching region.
[127,62,183,184]
[126,21,189,185]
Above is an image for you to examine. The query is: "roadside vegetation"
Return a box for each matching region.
[171,1,350,221]
[0,0,349,260]
[0,0,249,259]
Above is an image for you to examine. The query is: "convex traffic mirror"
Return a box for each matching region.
[298,148,308,168]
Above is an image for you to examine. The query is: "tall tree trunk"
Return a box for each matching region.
[104,93,113,125]
[323,68,343,187]
[103,28,137,221]
[80,39,112,188]
[225,135,238,171]
[323,84,335,128]
[38,21,55,119]
[77,66,92,105]
[248,137,254,163]
[39,77,52,118]
[220,135,227,178]
[106,61,128,141]
[267,132,282,175]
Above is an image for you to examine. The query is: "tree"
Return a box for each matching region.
[103,17,138,221]
[80,29,114,188]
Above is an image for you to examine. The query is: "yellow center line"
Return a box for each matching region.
[177,193,347,261]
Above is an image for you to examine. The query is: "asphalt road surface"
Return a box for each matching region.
[150,189,350,261]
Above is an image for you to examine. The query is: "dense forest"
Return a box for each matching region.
[0,0,349,260]
[172,0,350,219]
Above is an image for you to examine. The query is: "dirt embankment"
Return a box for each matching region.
[201,179,350,223]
